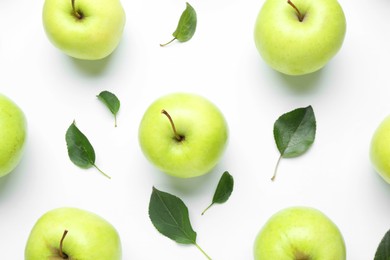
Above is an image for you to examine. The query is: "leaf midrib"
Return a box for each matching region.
[155,190,195,244]
[280,110,309,156]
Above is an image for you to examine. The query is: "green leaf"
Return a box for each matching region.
[160,2,197,47]
[65,121,110,179]
[274,106,316,157]
[149,187,197,244]
[149,187,211,259]
[65,121,95,169]
[375,229,390,260]
[202,171,234,215]
[173,3,197,42]
[271,106,316,181]
[97,90,120,127]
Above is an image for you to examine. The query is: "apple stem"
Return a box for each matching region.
[287,0,304,22]
[271,155,282,181]
[71,0,83,20]
[161,109,184,142]
[93,164,111,179]
[160,38,177,47]
[195,243,212,260]
[59,230,69,259]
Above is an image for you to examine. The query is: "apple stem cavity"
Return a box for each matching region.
[294,251,312,260]
[287,0,304,22]
[71,0,83,20]
[271,155,282,181]
[161,109,184,142]
[59,230,69,259]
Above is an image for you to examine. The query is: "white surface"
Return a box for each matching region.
[1,0,390,259]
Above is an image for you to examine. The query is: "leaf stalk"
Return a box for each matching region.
[201,203,214,216]
[160,38,177,47]
[93,164,111,179]
[195,243,212,260]
[271,155,282,181]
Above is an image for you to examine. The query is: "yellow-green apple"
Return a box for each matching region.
[370,115,390,184]
[138,93,228,178]
[254,0,346,75]
[0,94,27,177]
[25,207,121,260]
[42,0,126,60]
[254,206,346,260]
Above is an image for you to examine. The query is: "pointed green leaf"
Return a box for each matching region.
[274,106,316,158]
[375,229,390,260]
[160,2,197,46]
[97,90,120,127]
[271,106,316,181]
[173,2,197,42]
[149,187,197,244]
[148,187,212,259]
[202,171,234,215]
[65,121,110,179]
[65,121,95,169]
[213,171,234,204]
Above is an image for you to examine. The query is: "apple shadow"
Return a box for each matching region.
[164,167,221,196]
[0,162,26,203]
[277,68,324,93]
[0,174,12,195]
[68,47,121,76]
[370,169,390,198]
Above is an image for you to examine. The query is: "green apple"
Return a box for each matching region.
[370,115,390,183]
[254,0,346,75]
[42,0,126,60]
[25,207,121,260]
[0,94,27,177]
[254,206,346,260]
[138,93,228,178]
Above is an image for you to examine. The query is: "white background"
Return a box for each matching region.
[1,0,390,259]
